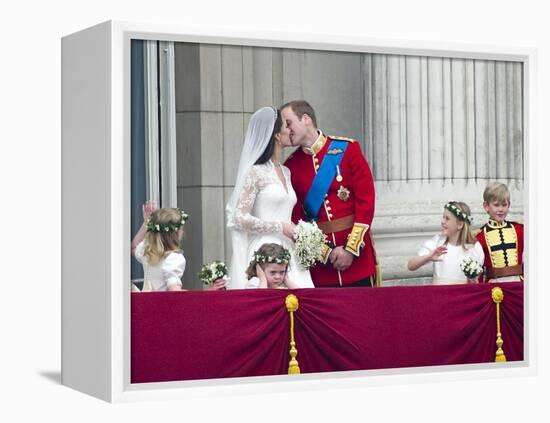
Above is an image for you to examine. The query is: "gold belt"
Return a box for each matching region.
[316,215,354,234]
[486,264,523,279]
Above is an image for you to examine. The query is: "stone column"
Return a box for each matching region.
[174,44,282,288]
[363,55,524,283]
[175,43,225,289]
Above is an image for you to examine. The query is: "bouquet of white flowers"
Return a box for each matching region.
[294,220,326,269]
[198,261,228,286]
[460,257,483,279]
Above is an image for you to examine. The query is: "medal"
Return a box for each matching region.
[337,185,350,201]
[336,164,343,182]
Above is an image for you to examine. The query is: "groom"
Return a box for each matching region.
[282,100,378,287]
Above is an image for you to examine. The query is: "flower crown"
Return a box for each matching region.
[444,202,473,224]
[253,247,291,265]
[146,208,189,233]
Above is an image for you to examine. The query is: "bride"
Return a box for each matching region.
[226,106,315,289]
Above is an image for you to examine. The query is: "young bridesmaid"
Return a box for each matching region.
[407,201,484,285]
[131,201,224,291]
[245,243,301,289]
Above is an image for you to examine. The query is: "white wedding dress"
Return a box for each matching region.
[230,160,314,289]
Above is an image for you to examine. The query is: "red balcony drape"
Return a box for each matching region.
[131,282,523,383]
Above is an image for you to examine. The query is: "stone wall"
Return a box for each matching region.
[174,43,524,289]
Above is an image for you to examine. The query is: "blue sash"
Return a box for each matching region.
[304,140,348,220]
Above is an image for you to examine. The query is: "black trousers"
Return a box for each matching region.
[322,276,374,288]
[348,276,374,287]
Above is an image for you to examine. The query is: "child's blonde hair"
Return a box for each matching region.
[444,201,476,249]
[144,208,184,264]
[246,243,290,280]
[483,182,510,204]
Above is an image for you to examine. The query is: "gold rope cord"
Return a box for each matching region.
[285,294,301,374]
[491,287,507,362]
[375,261,383,287]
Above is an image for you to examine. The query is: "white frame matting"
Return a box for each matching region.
[61,20,538,403]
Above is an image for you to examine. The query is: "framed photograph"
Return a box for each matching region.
[62,20,536,402]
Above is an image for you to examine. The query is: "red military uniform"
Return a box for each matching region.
[285,131,377,287]
[475,219,524,283]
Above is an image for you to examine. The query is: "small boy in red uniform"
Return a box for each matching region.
[476,182,524,283]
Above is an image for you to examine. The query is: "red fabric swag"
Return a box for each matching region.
[131,283,523,384]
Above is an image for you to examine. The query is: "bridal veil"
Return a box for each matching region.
[225,106,277,289]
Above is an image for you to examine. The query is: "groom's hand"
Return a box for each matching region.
[329,246,354,272]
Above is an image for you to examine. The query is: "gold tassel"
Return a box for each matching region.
[491,287,507,362]
[369,231,382,287]
[375,261,383,287]
[285,294,300,374]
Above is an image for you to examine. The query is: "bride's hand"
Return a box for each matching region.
[282,223,296,240]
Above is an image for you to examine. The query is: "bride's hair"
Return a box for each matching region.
[254,108,283,165]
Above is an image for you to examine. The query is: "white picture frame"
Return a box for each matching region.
[61,20,537,403]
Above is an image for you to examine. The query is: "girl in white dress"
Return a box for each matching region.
[131,201,224,291]
[407,201,485,285]
[226,107,315,289]
[245,243,301,289]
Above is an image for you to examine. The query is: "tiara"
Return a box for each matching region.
[146,208,189,233]
[253,247,291,265]
[444,202,473,224]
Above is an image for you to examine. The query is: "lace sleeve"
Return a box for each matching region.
[233,167,283,234]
